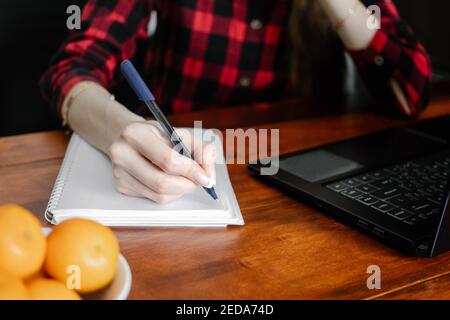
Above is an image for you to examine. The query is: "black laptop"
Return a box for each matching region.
[248,115,450,257]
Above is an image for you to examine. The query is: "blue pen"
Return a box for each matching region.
[120,60,218,200]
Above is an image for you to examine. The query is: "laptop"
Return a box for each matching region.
[248,115,450,257]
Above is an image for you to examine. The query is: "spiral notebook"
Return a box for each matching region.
[45,131,244,227]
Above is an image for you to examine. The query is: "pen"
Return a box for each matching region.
[120,59,218,200]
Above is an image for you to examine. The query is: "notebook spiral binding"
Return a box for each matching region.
[44,135,81,224]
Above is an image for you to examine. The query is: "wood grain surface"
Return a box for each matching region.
[2,97,450,299]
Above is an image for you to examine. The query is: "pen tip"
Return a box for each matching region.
[210,188,218,200]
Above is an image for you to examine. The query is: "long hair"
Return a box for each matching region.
[288,0,346,101]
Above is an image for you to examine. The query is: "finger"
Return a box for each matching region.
[201,142,217,185]
[112,139,198,195]
[113,165,182,204]
[176,129,217,184]
[121,123,190,172]
[114,185,140,197]
[174,129,215,165]
[123,125,212,187]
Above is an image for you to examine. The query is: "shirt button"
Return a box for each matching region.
[249,19,263,31]
[374,55,384,66]
[239,76,251,87]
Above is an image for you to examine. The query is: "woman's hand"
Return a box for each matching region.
[318,0,376,50]
[63,82,215,204]
[108,120,217,204]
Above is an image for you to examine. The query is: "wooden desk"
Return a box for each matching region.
[2,97,450,300]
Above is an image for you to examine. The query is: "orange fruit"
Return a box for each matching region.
[27,278,81,300]
[45,218,119,293]
[0,273,29,300]
[23,269,47,285]
[0,204,46,278]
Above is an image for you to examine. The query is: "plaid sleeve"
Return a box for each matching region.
[348,0,432,117]
[39,0,151,118]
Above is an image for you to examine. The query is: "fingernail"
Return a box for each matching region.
[194,171,211,186]
[206,175,216,188]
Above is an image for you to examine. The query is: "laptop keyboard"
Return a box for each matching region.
[326,151,450,226]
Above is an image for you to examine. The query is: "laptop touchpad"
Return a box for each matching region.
[279,149,363,183]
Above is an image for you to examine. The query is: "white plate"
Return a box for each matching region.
[42,227,132,300]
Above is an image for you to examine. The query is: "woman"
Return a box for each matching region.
[40,0,431,204]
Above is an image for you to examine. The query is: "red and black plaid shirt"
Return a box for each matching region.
[40,0,432,118]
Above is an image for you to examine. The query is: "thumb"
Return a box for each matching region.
[175,128,217,184]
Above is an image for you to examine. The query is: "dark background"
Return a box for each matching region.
[0,0,86,136]
[0,0,449,137]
